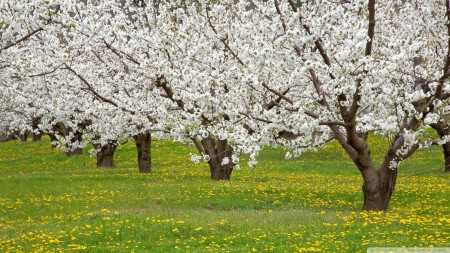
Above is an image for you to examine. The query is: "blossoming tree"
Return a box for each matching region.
[206,0,450,210]
[35,0,259,179]
[0,0,58,141]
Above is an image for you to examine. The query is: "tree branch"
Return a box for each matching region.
[154,75,190,112]
[0,27,43,52]
[29,64,64,78]
[365,0,376,56]
[265,87,290,110]
[64,64,135,115]
[205,7,245,66]
[436,0,450,98]
[103,39,141,65]
[261,82,293,105]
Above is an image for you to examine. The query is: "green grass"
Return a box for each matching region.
[0,137,449,252]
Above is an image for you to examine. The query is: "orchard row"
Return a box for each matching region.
[1,0,449,211]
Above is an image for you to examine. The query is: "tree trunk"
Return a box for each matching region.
[49,123,65,148]
[442,142,450,172]
[194,136,234,181]
[32,133,42,142]
[65,130,83,156]
[339,133,397,211]
[95,142,117,168]
[18,131,28,142]
[0,132,15,142]
[361,163,397,211]
[431,122,450,172]
[31,117,42,142]
[66,147,83,156]
[48,133,58,148]
[133,132,152,173]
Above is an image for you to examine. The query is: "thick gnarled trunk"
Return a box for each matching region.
[361,163,397,211]
[134,132,152,173]
[155,77,235,179]
[95,142,117,168]
[193,136,234,181]
[335,129,399,211]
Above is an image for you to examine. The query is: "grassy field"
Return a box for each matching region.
[0,137,449,252]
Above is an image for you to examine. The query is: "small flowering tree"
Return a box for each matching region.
[1,0,152,169]
[140,2,266,180]
[22,0,171,172]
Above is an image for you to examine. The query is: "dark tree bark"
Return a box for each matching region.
[52,123,83,155]
[431,122,450,173]
[95,142,117,168]
[268,0,450,211]
[133,131,152,173]
[336,124,420,212]
[31,117,43,142]
[49,122,65,148]
[333,130,397,211]
[0,132,15,142]
[32,132,42,142]
[155,77,234,179]
[64,130,83,156]
[193,136,234,181]
[359,161,398,211]
[18,131,29,142]
[48,133,58,148]
[50,122,88,156]
[441,142,450,173]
